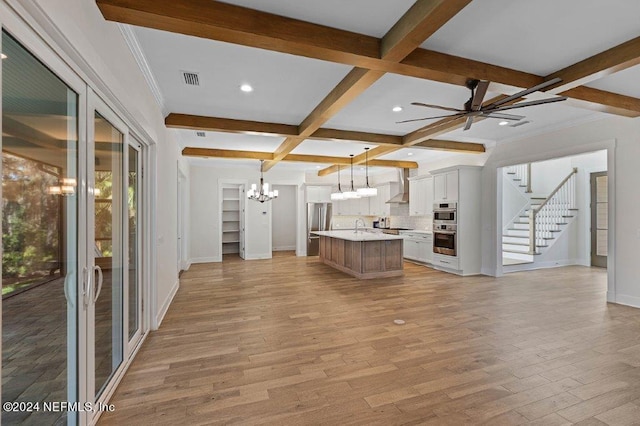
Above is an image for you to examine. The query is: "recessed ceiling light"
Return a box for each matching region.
[392,106,403,112]
[498,121,509,126]
[1,53,7,59]
[407,152,414,156]
[240,83,253,93]
[315,166,321,169]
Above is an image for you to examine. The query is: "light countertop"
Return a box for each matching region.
[312,230,404,241]
[400,230,432,235]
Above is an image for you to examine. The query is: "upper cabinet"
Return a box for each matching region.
[306,185,332,203]
[369,183,393,217]
[332,183,397,217]
[433,170,458,203]
[409,176,433,216]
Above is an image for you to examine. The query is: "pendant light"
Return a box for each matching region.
[247,160,278,203]
[330,165,345,200]
[343,154,360,199]
[357,147,377,197]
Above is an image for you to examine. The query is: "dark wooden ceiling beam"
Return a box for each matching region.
[99,0,640,117]
[546,35,640,94]
[261,0,472,171]
[165,113,298,136]
[181,147,418,169]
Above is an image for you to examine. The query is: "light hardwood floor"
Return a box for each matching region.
[99,254,640,425]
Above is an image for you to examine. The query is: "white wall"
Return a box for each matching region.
[8,0,186,327]
[189,161,306,262]
[481,115,639,308]
[272,185,297,251]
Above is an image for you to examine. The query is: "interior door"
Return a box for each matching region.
[590,172,608,268]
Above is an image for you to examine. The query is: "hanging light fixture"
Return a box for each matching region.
[357,147,378,197]
[247,160,278,203]
[342,154,360,199]
[330,165,345,200]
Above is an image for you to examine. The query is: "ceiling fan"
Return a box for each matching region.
[398,77,568,131]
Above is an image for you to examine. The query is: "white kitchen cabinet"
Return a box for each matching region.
[369,184,391,217]
[409,176,433,216]
[433,170,458,203]
[401,232,433,264]
[306,185,332,203]
[429,166,482,276]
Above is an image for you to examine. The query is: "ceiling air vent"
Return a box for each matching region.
[509,120,531,128]
[196,131,206,137]
[181,71,200,86]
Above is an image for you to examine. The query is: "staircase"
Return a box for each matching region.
[502,165,579,266]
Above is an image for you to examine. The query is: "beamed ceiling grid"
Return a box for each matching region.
[96,0,640,175]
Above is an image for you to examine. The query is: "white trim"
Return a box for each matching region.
[245,253,273,260]
[155,279,180,329]
[273,245,297,251]
[118,24,167,116]
[613,294,640,309]
[607,291,616,303]
[503,258,583,273]
[190,256,221,264]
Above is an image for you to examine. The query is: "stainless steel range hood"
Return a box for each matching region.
[386,168,410,204]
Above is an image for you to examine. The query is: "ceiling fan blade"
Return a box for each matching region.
[463,116,474,131]
[410,102,464,113]
[415,115,465,133]
[396,112,466,124]
[471,80,490,110]
[490,96,568,112]
[487,77,563,108]
[481,112,525,121]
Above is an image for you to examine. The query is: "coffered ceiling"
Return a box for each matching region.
[97,0,640,176]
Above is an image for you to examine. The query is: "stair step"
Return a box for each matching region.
[507,172,516,175]
[503,248,541,255]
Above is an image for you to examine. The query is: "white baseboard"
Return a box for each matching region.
[481,267,497,277]
[273,245,296,251]
[190,256,221,264]
[503,258,581,273]
[245,252,272,260]
[613,293,640,309]
[607,291,616,303]
[155,279,179,329]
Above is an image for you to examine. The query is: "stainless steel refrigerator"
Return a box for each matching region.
[307,202,332,256]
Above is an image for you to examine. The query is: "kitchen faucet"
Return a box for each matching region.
[354,218,366,234]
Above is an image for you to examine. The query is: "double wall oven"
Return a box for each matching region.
[433,202,457,256]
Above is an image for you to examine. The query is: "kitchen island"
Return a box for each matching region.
[313,230,404,279]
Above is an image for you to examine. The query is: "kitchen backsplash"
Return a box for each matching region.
[331,212,432,231]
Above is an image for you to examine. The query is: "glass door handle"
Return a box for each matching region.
[64,271,75,308]
[83,266,93,307]
[93,265,104,303]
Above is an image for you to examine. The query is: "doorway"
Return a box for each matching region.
[590,172,608,268]
[272,185,297,254]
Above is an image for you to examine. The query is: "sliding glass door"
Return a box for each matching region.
[1,30,81,426]
[1,27,145,425]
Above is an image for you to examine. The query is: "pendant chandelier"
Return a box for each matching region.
[342,154,360,199]
[357,147,377,197]
[330,164,345,200]
[247,160,278,203]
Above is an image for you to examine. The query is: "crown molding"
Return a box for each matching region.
[118,23,167,117]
